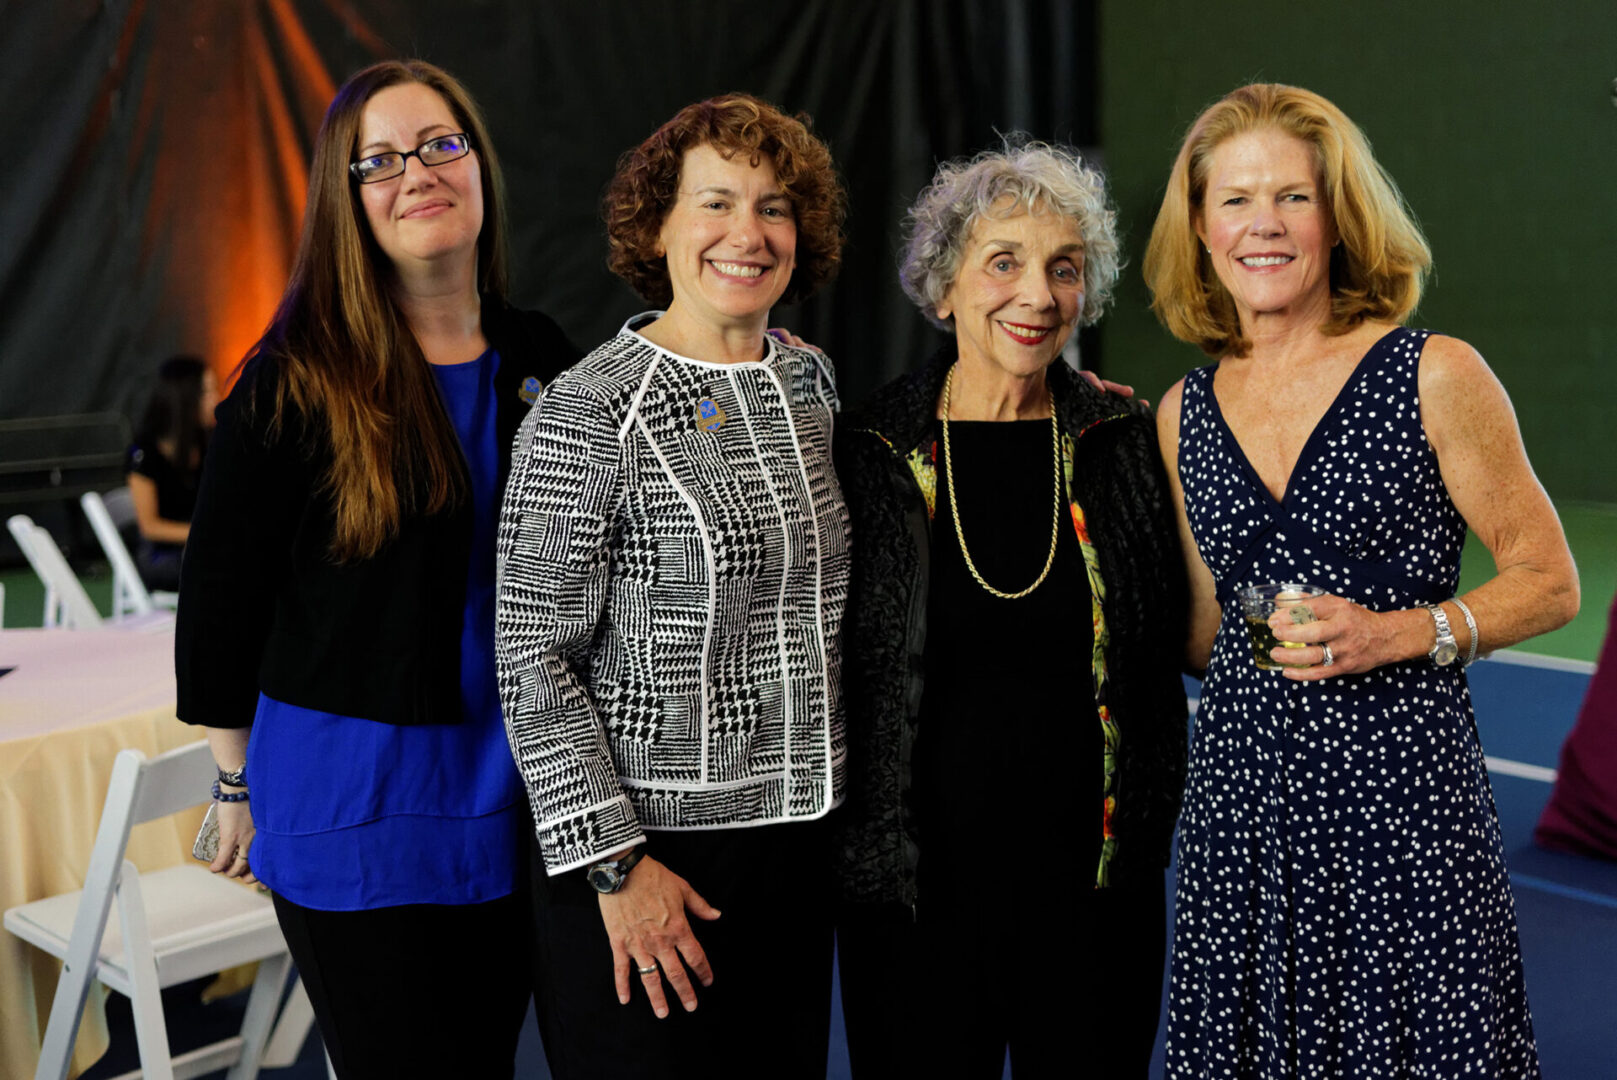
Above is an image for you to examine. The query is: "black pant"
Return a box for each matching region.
[837,868,1167,1079]
[135,540,182,592]
[530,820,835,1080]
[272,890,533,1080]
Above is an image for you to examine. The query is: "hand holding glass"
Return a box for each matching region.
[1238,583,1326,670]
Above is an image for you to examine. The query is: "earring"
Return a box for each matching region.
[1204,245,1211,254]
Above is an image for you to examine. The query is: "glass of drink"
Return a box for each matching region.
[1238,583,1326,670]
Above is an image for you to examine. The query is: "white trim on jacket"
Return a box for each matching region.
[495,325,850,874]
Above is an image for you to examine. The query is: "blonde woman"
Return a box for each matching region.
[1147,83,1577,1077]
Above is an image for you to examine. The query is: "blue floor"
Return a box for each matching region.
[82,655,1612,1078]
[1469,658,1617,1079]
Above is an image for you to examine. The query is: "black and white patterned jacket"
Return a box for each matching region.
[495,324,850,874]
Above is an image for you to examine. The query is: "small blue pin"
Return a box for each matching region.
[519,376,543,404]
[696,397,726,432]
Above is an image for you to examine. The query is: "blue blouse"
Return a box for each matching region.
[246,348,526,910]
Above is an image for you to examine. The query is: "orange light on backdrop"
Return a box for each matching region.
[140,1,386,392]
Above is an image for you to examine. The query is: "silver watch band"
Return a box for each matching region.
[1424,603,1458,666]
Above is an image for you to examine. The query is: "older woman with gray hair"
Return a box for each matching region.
[832,140,1190,1077]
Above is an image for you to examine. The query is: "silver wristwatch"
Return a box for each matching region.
[1423,604,1459,667]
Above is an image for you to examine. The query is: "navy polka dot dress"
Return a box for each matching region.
[1165,329,1540,1078]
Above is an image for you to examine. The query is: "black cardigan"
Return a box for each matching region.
[175,301,578,729]
[833,347,1190,904]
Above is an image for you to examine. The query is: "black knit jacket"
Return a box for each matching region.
[833,346,1190,906]
[176,300,578,730]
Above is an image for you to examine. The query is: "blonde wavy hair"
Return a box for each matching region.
[1143,83,1431,357]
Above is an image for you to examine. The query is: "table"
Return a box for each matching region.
[0,625,205,1079]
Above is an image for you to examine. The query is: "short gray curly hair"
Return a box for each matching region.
[899,139,1121,331]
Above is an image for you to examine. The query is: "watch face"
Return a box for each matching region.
[587,866,621,894]
[1433,640,1459,666]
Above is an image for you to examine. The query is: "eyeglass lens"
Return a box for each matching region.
[351,133,471,184]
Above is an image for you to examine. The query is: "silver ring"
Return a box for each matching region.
[637,964,658,976]
[1320,643,1335,667]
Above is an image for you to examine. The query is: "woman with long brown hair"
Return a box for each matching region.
[175,59,576,1078]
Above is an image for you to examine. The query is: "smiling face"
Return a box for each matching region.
[656,142,798,334]
[1196,127,1335,328]
[356,82,484,277]
[938,205,1085,383]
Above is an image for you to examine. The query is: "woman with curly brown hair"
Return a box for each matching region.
[495,93,849,1079]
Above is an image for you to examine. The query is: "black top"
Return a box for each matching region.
[126,438,200,531]
[176,301,579,729]
[832,344,1190,906]
[913,418,1097,905]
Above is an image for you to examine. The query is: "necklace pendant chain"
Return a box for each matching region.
[940,362,1064,600]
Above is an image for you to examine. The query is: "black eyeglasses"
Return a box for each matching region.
[350,132,473,184]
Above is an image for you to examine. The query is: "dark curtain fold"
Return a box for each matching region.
[1,0,1097,421]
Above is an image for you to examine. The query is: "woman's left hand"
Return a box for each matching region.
[1267,593,1394,680]
[1077,369,1144,406]
[766,328,823,353]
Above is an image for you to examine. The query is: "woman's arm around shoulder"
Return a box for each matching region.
[1156,378,1220,670]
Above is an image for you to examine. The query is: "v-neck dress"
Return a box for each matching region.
[1165,328,1540,1077]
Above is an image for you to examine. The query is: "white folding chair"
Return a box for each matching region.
[3,742,297,1080]
[81,489,179,616]
[7,514,103,629]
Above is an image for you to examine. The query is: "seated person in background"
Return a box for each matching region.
[126,355,217,590]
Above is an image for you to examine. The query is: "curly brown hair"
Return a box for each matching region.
[604,93,846,307]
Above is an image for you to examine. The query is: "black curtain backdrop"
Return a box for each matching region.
[2,0,1097,424]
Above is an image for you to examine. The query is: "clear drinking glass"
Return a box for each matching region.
[1238,582,1326,670]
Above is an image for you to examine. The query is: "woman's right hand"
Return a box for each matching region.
[208,797,258,884]
[597,855,721,1018]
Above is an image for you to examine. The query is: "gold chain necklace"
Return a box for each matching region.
[939,362,1063,600]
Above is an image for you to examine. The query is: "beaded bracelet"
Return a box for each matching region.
[211,779,250,803]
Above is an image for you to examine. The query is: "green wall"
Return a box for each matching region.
[1098,0,1617,505]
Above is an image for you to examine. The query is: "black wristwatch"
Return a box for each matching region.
[586,846,645,894]
[216,763,248,788]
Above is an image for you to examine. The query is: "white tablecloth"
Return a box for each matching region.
[1,625,207,1079]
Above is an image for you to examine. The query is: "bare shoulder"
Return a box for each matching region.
[1158,377,1187,424]
[1156,378,1187,459]
[1419,333,1497,394]
[1416,333,1523,458]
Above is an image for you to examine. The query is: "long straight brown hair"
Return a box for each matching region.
[250,60,509,561]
